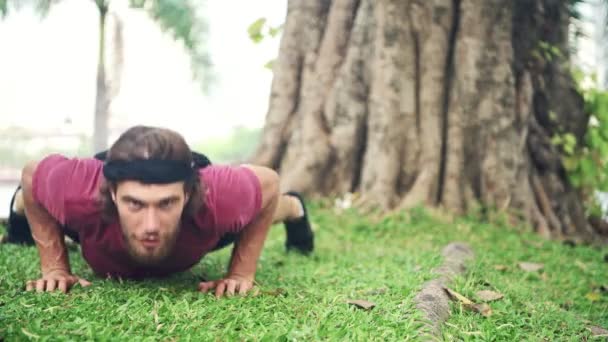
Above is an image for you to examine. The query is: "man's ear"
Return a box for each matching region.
[110,188,117,204]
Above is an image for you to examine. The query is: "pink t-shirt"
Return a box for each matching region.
[32,154,262,279]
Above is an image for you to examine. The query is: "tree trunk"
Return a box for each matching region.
[253,0,607,243]
[93,3,109,153]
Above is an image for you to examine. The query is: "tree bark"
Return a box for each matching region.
[253,0,607,243]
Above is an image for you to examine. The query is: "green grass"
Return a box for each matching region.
[0,204,606,341]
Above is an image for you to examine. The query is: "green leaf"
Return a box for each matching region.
[563,133,577,154]
[264,59,276,70]
[569,173,582,187]
[248,17,267,43]
[551,135,563,146]
[130,0,213,93]
[561,156,578,171]
[587,128,602,148]
[268,24,284,38]
[579,157,596,182]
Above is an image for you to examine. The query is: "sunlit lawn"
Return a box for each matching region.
[1,204,606,340]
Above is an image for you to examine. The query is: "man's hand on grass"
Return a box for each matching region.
[25,269,91,293]
[198,274,254,298]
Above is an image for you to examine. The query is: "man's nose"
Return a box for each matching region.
[143,208,160,235]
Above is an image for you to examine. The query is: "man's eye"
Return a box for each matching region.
[127,200,143,210]
[159,200,175,210]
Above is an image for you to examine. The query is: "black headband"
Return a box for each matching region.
[103,159,195,184]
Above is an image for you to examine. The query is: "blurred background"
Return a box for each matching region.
[0,0,606,221]
[0,0,286,216]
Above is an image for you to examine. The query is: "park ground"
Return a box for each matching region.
[0,202,607,340]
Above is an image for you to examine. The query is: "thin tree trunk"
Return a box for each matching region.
[93,3,109,153]
[254,0,607,243]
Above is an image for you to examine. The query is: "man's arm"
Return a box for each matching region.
[21,161,90,293]
[198,165,279,297]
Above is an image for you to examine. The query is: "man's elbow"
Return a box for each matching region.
[243,165,280,210]
[21,160,38,196]
[259,167,280,210]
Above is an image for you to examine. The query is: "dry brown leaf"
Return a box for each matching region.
[493,265,508,271]
[588,325,608,337]
[347,299,376,310]
[444,287,474,305]
[476,290,504,302]
[472,303,492,317]
[518,262,544,272]
[363,288,387,296]
[252,288,286,297]
[444,287,493,317]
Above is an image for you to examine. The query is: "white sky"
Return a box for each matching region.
[0,0,286,143]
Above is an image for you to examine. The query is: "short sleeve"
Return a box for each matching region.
[32,154,103,225]
[199,166,262,235]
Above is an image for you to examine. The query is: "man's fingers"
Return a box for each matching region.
[198,281,216,293]
[238,282,252,296]
[215,282,227,298]
[225,280,237,296]
[25,281,34,292]
[46,279,57,292]
[78,278,92,287]
[35,280,45,293]
[58,279,68,293]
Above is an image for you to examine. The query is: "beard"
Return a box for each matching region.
[121,226,181,266]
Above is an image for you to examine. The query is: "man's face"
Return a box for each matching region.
[111,181,189,265]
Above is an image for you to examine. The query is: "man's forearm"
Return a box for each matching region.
[227,201,276,280]
[21,163,71,275]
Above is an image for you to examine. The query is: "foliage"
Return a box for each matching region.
[247,17,282,44]
[2,0,212,92]
[247,17,282,70]
[0,0,7,17]
[553,71,608,216]
[193,126,261,164]
[129,0,213,92]
[1,206,606,340]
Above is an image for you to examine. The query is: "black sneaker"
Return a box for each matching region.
[283,191,314,255]
[6,186,35,245]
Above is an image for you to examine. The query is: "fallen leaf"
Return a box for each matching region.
[476,290,504,302]
[444,288,493,317]
[261,288,287,297]
[523,240,544,248]
[541,273,549,282]
[591,284,608,294]
[347,299,376,310]
[586,292,601,302]
[560,300,573,310]
[472,303,492,317]
[575,260,588,271]
[518,262,544,272]
[444,288,474,305]
[588,325,608,337]
[493,264,508,271]
[363,288,387,296]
